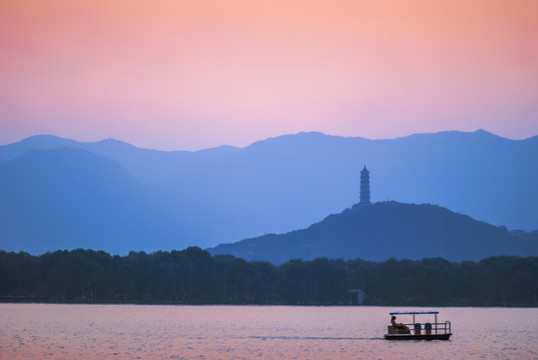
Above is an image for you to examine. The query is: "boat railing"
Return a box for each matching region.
[443,321,451,334]
[400,321,451,335]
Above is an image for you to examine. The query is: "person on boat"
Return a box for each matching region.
[391,316,410,333]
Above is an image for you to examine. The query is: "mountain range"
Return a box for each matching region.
[0,130,537,256]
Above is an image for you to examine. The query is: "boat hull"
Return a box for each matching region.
[384,333,452,341]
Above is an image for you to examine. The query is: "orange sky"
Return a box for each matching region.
[1,0,537,150]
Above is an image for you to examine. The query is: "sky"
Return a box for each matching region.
[1,0,537,151]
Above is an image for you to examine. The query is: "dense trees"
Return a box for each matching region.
[0,248,536,306]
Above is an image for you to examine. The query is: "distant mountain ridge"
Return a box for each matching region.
[208,202,538,264]
[0,146,174,254]
[1,129,537,254]
[0,134,239,186]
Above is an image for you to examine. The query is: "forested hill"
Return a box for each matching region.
[209,202,538,264]
[1,248,537,306]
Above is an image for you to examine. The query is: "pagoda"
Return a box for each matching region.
[360,166,371,205]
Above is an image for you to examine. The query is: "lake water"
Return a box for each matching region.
[1,304,537,359]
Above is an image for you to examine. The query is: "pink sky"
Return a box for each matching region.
[1,0,537,150]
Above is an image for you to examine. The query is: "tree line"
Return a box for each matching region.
[1,247,537,306]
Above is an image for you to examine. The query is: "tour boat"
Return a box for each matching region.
[384,310,452,340]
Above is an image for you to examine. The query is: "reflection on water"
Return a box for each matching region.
[1,304,537,359]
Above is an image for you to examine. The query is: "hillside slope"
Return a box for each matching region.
[209,202,538,263]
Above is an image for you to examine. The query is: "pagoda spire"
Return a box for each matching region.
[360,166,371,205]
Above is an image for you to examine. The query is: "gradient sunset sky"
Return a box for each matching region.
[1,0,537,150]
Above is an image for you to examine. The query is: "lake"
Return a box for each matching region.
[1,304,537,359]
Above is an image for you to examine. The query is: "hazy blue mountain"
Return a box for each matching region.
[0,134,239,186]
[1,130,537,252]
[208,202,538,264]
[0,147,180,254]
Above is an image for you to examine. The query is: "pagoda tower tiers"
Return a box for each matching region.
[360,166,371,205]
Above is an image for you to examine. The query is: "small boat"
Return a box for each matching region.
[384,310,452,340]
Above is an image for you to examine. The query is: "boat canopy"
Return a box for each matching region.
[389,310,439,315]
